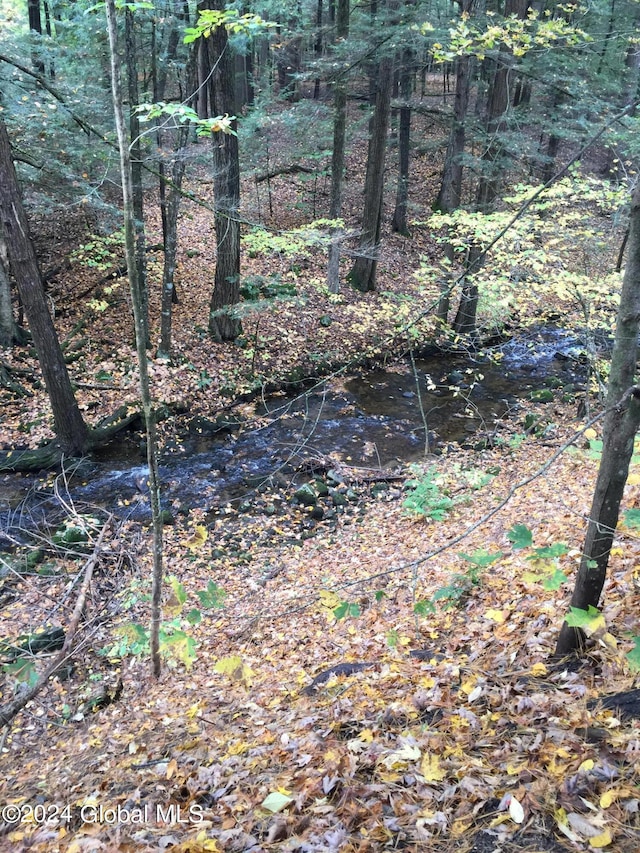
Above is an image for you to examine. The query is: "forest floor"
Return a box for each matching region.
[2,109,640,852]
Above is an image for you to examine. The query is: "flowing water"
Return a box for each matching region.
[0,327,590,532]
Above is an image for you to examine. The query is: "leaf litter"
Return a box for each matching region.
[1,137,639,851]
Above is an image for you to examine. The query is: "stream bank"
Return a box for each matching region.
[0,326,592,548]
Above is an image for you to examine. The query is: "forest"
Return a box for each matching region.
[1,0,640,850]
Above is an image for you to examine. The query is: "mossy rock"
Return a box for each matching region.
[294,483,317,506]
[530,389,554,403]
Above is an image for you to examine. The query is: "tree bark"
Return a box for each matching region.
[0,119,89,456]
[326,0,349,294]
[391,48,412,236]
[203,0,242,342]
[475,0,529,213]
[556,180,640,656]
[0,227,19,347]
[27,0,45,74]
[349,53,393,292]
[125,8,149,348]
[435,51,471,213]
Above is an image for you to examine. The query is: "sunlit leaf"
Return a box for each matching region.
[261,791,293,813]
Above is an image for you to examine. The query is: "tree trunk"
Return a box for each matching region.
[391,48,412,236]
[27,0,44,74]
[105,0,164,678]
[158,145,187,357]
[0,228,19,347]
[349,53,393,292]
[556,180,640,656]
[435,52,471,212]
[326,0,349,294]
[0,119,89,455]
[313,0,323,100]
[203,0,242,342]
[452,244,482,338]
[125,8,149,348]
[475,0,529,212]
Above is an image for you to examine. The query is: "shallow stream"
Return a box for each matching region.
[0,327,589,531]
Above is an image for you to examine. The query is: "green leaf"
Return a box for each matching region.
[160,630,197,669]
[196,580,226,609]
[623,508,640,530]
[2,658,38,687]
[414,599,436,615]
[542,568,569,590]
[626,637,640,671]
[333,601,361,620]
[508,524,533,549]
[565,605,601,628]
[458,549,503,568]
[185,608,202,626]
[529,542,568,559]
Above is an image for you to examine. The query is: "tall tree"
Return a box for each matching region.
[105,0,164,677]
[391,47,412,236]
[0,118,90,456]
[556,179,640,656]
[326,0,349,294]
[199,0,242,342]
[348,50,393,292]
[125,7,149,348]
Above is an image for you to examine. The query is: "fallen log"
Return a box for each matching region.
[255,164,314,183]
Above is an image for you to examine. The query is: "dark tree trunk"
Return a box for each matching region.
[0,119,89,455]
[326,0,349,294]
[391,49,412,236]
[158,143,187,357]
[203,0,242,342]
[556,180,640,656]
[452,244,482,337]
[349,53,393,293]
[475,0,529,212]
[27,0,45,74]
[435,52,471,213]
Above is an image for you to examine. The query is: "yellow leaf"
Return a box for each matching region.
[228,741,248,755]
[166,758,178,779]
[579,759,594,772]
[213,655,254,686]
[589,829,613,848]
[600,790,617,809]
[610,547,624,557]
[584,428,598,440]
[318,589,341,612]
[627,472,640,485]
[359,729,375,743]
[182,524,208,553]
[420,753,446,782]
[186,701,204,719]
[530,662,548,677]
[460,676,477,695]
[484,608,506,624]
